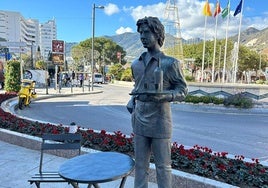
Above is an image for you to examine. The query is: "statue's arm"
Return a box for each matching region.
[169,60,188,102]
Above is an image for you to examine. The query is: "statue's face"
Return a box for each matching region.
[138,24,157,49]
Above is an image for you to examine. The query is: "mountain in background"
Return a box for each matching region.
[230,27,268,53]
[105,27,267,61]
[104,32,142,61]
[105,32,202,61]
[65,26,268,61]
[65,42,78,57]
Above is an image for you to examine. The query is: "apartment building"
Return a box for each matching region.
[0,10,56,60]
[40,19,57,59]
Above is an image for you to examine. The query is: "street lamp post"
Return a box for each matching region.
[31,41,34,69]
[91,3,104,91]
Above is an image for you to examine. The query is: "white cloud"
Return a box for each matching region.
[244,16,268,31]
[125,0,267,40]
[116,27,133,35]
[104,3,119,16]
[130,3,166,21]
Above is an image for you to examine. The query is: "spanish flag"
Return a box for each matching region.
[203,0,212,16]
[213,1,221,17]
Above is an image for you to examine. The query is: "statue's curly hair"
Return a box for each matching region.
[136,17,165,47]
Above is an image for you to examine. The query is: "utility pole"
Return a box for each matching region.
[31,41,34,69]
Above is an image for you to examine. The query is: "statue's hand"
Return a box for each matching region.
[148,93,173,103]
[137,91,185,103]
[136,95,150,102]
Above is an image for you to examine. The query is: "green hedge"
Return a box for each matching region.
[4,60,21,92]
[184,94,254,109]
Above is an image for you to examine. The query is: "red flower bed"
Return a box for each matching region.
[0,93,267,187]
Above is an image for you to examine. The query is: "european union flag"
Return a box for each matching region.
[234,0,243,17]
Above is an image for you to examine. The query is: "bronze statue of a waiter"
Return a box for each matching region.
[127,16,188,188]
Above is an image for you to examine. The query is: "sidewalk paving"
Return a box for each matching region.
[0,140,158,188]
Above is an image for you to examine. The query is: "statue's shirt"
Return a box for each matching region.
[131,51,187,138]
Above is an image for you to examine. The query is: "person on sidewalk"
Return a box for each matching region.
[127,16,188,188]
[78,73,83,87]
[0,70,4,89]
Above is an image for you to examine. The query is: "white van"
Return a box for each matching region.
[93,73,104,84]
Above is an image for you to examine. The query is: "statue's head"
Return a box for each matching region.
[136,16,165,47]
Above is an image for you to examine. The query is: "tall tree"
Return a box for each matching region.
[71,37,126,72]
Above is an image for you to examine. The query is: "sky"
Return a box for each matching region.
[1,0,268,43]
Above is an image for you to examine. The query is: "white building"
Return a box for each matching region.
[0,11,38,54]
[40,19,57,59]
[0,10,56,60]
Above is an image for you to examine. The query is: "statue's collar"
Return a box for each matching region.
[138,51,164,62]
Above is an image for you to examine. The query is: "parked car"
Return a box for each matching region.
[93,73,104,84]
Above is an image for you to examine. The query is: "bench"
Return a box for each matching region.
[28,133,82,188]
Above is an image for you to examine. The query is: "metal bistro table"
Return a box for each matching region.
[59,152,135,188]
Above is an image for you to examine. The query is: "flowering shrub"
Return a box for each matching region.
[170,143,268,187]
[78,129,134,154]
[0,93,267,187]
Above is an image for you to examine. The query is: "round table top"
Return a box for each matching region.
[59,152,135,184]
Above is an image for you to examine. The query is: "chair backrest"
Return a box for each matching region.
[39,133,82,173]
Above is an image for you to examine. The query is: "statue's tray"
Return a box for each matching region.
[129,91,170,95]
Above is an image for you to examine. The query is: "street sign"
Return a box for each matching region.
[52,53,64,65]
[0,53,11,59]
[9,48,26,53]
[0,48,8,53]
[7,53,12,60]
[0,41,27,47]
[52,40,64,53]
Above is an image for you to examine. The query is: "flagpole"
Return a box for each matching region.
[232,42,238,82]
[233,0,244,83]
[218,44,222,82]
[201,0,212,82]
[212,7,219,83]
[222,1,230,83]
[201,15,207,83]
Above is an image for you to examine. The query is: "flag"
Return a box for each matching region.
[234,0,243,17]
[221,8,229,18]
[203,0,212,16]
[221,0,230,18]
[213,1,221,17]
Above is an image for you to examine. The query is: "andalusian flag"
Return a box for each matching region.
[221,0,230,18]
[203,0,212,16]
[213,1,221,17]
[234,0,243,16]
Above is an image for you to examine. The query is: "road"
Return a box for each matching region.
[15,84,268,162]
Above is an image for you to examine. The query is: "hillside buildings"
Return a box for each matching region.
[0,10,57,60]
